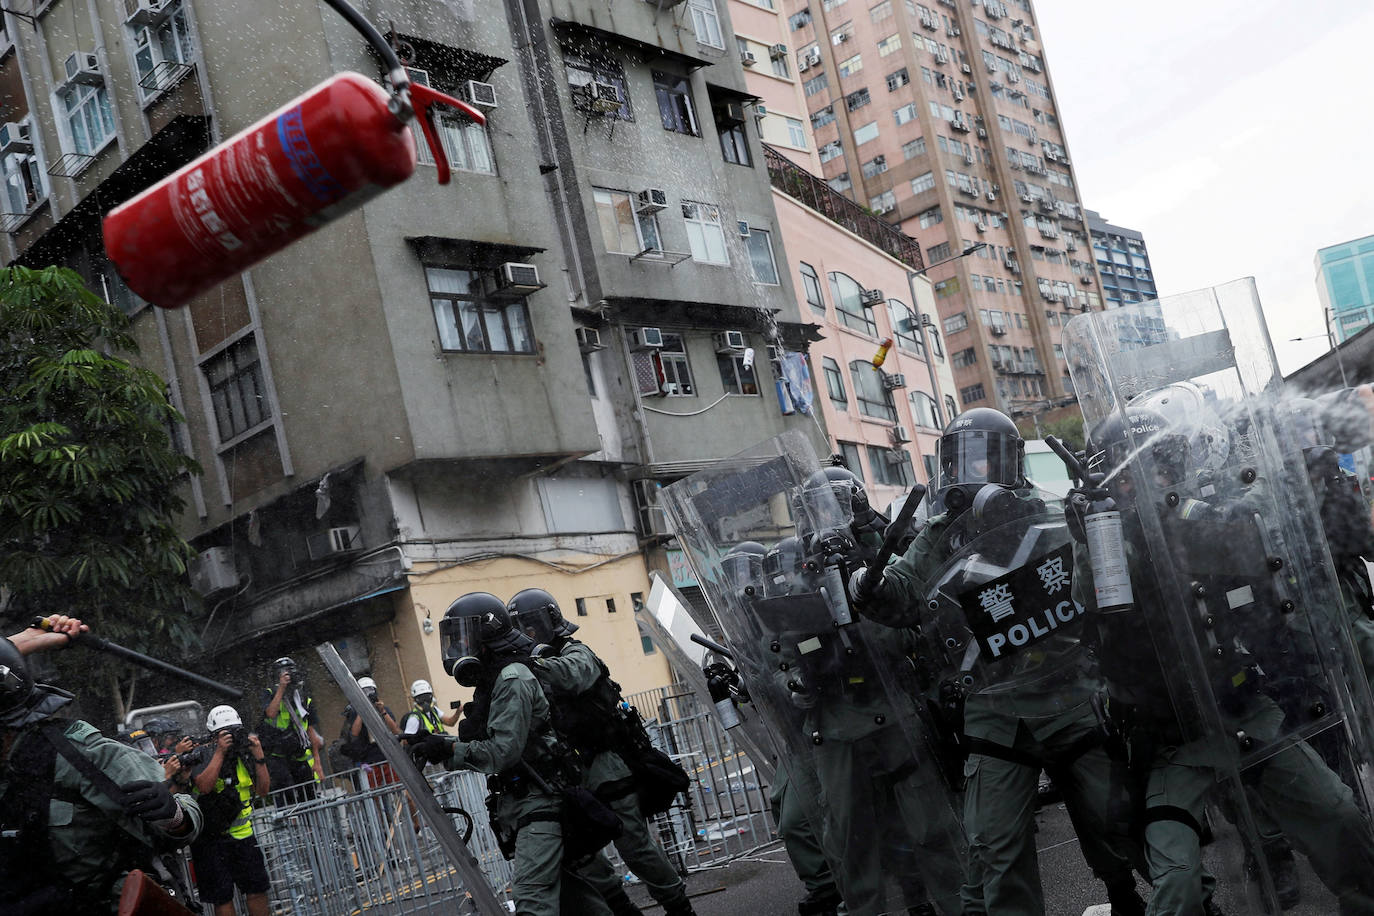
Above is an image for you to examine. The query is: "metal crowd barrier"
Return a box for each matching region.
[209,682,776,915]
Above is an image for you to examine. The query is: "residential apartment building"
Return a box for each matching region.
[776,0,1105,419]
[1316,234,1374,344]
[1086,209,1158,310]
[0,0,822,716]
[728,0,957,507]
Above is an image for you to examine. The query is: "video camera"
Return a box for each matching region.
[182,724,253,768]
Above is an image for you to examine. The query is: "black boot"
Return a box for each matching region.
[1105,878,1145,916]
[604,886,644,916]
[662,897,697,916]
[797,884,842,916]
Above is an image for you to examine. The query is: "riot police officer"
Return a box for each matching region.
[1078,404,1374,914]
[783,468,962,916]
[854,407,1146,916]
[1,616,203,912]
[409,592,611,916]
[510,587,694,916]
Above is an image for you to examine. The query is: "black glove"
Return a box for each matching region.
[411,733,452,765]
[121,779,178,823]
[851,486,879,531]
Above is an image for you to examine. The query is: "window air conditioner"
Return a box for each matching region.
[1080,275,1093,285]
[859,288,885,307]
[722,102,746,125]
[636,188,668,213]
[990,325,1007,336]
[890,425,913,444]
[631,327,664,350]
[961,63,972,74]
[0,121,32,155]
[63,52,102,86]
[737,220,751,238]
[714,330,746,352]
[799,57,813,72]
[575,327,604,352]
[189,546,239,598]
[462,80,498,109]
[882,372,907,390]
[575,81,621,113]
[767,345,784,363]
[770,43,789,59]
[742,51,758,66]
[491,262,544,298]
[986,189,997,201]
[754,104,768,118]
[306,525,361,561]
[975,221,987,233]
[124,0,171,26]
[632,479,672,538]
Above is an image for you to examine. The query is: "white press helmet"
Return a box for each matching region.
[206,705,243,731]
[410,679,434,699]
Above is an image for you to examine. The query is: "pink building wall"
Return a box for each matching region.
[773,190,955,508]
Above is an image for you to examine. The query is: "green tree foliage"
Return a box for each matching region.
[1042,415,1085,451]
[0,267,200,681]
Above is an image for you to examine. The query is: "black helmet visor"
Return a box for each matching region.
[440,615,484,666]
[936,429,1021,490]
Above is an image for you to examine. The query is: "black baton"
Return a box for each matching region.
[29,616,244,699]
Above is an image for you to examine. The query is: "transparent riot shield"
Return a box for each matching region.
[661,431,967,916]
[1063,279,1374,914]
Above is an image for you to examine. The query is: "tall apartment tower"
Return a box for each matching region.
[1316,234,1374,344]
[1086,209,1159,310]
[0,0,821,705]
[782,0,1105,417]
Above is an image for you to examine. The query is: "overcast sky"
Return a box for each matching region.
[1033,0,1374,376]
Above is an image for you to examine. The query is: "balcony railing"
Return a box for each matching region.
[763,143,923,272]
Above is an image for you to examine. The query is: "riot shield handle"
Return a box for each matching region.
[854,483,926,603]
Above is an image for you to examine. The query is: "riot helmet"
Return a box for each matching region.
[762,536,805,596]
[1087,404,1190,503]
[721,541,768,596]
[797,467,865,532]
[1129,383,1229,479]
[441,592,528,687]
[0,638,72,728]
[935,408,1026,514]
[507,587,579,648]
[1316,387,1374,454]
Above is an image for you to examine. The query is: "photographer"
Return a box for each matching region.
[259,656,323,803]
[339,676,401,788]
[188,705,272,916]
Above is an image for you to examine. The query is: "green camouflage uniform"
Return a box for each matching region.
[871,510,1142,916]
[1072,515,1374,915]
[0,718,203,910]
[535,641,691,915]
[445,660,610,916]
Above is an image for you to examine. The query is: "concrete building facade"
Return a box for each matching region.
[771,0,1105,421]
[728,0,956,508]
[0,0,827,717]
[1316,234,1374,344]
[1085,209,1158,311]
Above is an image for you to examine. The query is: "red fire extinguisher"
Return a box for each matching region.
[102,1,482,309]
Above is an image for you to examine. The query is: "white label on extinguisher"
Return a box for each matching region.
[714,697,741,729]
[1084,511,1133,610]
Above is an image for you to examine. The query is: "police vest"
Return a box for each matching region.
[544,655,632,756]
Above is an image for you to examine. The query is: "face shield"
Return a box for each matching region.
[936,429,1022,492]
[514,604,558,647]
[440,614,485,687]
[721,548,765,593]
